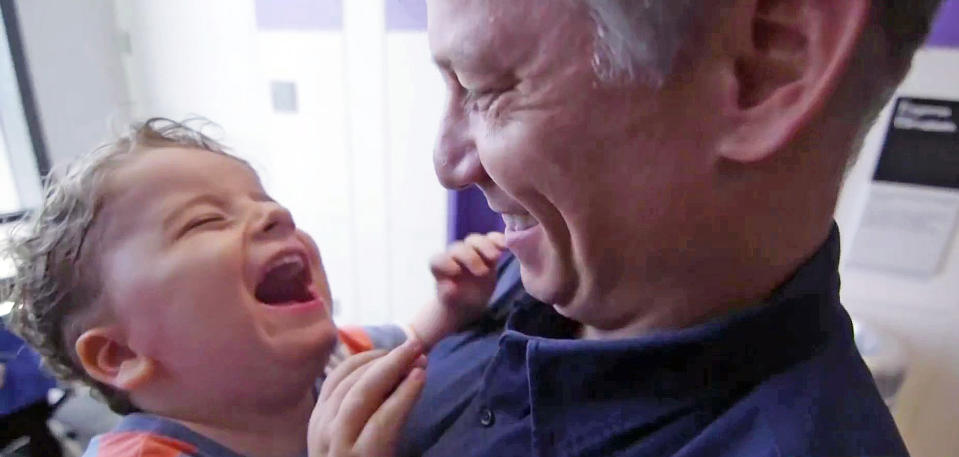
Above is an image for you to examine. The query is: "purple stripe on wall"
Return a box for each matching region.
[449,187,504,243]
[255,0,342,31]
[386,0,427,31]
[927,0,959,47]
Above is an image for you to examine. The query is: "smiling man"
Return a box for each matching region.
[397,0,944,456]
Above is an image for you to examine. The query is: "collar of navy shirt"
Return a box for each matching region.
[487,224,848,453]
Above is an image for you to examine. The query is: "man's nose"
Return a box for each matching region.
[434,108,487,190]
[254,203,296,239]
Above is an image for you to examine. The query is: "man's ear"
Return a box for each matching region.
[76,327,156,391]
[717,0,871,162]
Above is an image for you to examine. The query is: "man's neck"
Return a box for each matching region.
[175,391,314,457]
[577,224,834,341]
[577,283,776,340]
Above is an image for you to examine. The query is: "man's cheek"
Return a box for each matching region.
[484,125,541,168]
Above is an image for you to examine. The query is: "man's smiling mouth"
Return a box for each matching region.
[501,213,540,232]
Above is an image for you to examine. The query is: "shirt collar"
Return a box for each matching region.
[502,225,850,447]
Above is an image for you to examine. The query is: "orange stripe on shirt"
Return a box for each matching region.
[95,432,197,457]
[338,327,374,354]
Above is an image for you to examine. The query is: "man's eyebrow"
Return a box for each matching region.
[162,194,225,232]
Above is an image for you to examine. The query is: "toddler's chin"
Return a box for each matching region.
[277,320,339,369]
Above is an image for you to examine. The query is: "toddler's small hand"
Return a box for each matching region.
[408,232,506,347]
[308,339,427,457]
[430,232,506,311]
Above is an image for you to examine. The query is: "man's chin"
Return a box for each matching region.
[549,298,591,323]
[520,271,596,330]
[520,267,577,309]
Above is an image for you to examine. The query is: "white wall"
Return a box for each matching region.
[0,4,37,211]
[115,0,270,161]
[342,0,393,324]
[0,128,19,213]
[255,29,359,320]
[384,32,448,321]
[15,0,131,167]
[835,47,959,457]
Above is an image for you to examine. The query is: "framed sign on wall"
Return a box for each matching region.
[848,97,959,276]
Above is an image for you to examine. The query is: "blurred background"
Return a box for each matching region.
[0,0,957,456]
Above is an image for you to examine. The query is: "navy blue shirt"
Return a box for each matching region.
[399,226,909,456]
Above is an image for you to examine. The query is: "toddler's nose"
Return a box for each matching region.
[255,204,296,239]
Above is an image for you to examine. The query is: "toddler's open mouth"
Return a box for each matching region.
[255,253,316,306]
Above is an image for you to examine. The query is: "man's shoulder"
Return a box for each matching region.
[742,346,909,456]
[83,431,198,457]
[675,348,908,457]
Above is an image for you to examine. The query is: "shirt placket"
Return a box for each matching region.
[476,333,534,444]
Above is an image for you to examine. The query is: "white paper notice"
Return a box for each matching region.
[848,182,959,276]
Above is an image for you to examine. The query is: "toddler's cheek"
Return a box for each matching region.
[297,230,323,260]
[296,231,331,296]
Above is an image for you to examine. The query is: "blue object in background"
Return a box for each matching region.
[928,0,959,48]
[1,324,57,416]
[448,187,504,242]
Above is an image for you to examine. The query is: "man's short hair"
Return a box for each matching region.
[582,0,944,163]
[584,0,943,88]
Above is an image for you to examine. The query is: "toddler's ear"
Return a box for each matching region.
[76,327,157,391]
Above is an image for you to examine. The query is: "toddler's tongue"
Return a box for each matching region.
[255,263,313,305]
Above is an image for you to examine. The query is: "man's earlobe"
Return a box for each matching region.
[76,327,157,391]
[717,0,870,162]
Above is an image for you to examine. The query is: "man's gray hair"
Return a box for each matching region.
[582,0,702,86]
[584,0,945,91]
[3,118,229,414]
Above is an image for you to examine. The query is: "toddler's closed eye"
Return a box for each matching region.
[179,215,225,237]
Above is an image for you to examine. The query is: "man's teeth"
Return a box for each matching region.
[502,214,539,231]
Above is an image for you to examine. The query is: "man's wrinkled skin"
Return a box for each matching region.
[427,0,865,339]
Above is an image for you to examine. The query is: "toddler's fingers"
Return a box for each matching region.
[450,242,490,276]
[429,252,462,277]
[464,233,504,263]
[486,231,506,249]
[315,358,380,454]
[320,359,377,427]
[335,339,426,443]
[354,368,427,455]
[318,350,384,402]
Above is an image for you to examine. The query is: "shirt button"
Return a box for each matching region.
[480,408,495,427]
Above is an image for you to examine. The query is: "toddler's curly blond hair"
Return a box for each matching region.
[3,118,230,414]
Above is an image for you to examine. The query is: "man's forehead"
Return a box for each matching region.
[427,0,499,65]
